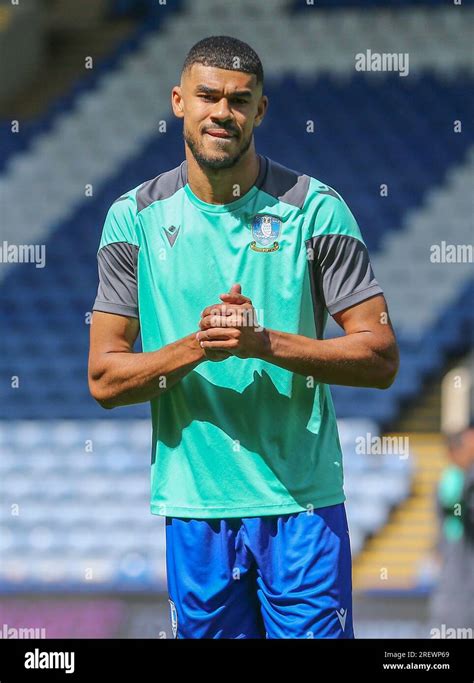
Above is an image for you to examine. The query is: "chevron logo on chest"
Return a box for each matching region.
[163,225,180,247]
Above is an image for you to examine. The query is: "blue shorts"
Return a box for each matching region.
[165,503,354,639]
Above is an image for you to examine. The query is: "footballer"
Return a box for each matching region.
[88,35,399,639]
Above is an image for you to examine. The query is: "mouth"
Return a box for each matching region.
[205,129,236,139]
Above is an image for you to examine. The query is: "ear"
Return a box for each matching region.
[254,94,268,128]
[171,86,184,118]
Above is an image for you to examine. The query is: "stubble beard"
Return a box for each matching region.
[183,127,253,171]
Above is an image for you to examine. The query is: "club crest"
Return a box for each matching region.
[249,214,281,252]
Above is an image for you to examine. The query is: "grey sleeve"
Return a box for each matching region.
[310,234,383,315]
[92,242,139,318]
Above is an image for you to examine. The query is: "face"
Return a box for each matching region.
[172,64,268,170]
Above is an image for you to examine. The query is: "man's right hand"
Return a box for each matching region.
[198,283,246,362]
[197,327,232,362]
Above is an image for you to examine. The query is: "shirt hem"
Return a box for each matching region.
[150,491,345,519]
[327,284,383,315]
[92,301,139,318]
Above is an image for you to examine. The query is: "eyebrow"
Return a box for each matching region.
[195,85,253,98]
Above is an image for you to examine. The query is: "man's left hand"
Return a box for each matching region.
[196,283,269,359]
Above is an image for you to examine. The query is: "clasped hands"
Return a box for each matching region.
[195,283,269,362]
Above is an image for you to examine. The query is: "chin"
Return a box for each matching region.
[199,151,239,170]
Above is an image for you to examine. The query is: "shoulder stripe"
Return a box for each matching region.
[258,156,310,209]
[136,162,187,213]
[112,195,130,205]
[135,156,311,212]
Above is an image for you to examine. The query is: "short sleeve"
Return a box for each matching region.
[98,194,139,250]
[306,185,383,316]
[92,195,139,318]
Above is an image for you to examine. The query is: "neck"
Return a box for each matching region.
[185,147,260,205]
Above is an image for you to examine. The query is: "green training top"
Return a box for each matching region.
[93,154,383,518]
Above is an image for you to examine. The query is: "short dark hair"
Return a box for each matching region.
[182,36,264,87]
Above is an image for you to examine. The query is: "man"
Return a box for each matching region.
[88,35,399,639]
[429,360,474,635]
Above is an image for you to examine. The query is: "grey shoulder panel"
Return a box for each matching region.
[135,156,310,211]
[136,161,187,213]
[92,242,139,318]
[307,233,383,317]
[112,195,130,204]
[257,155,310,209]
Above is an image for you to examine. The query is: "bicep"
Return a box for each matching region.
[332,293,392,335]
[310,232,392,338]
[88,312,140,381]
[89,237,140,371]
[333,294,399,366]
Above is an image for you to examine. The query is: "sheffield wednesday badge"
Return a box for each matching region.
[249,214,281,252]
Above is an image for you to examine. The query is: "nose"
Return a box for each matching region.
[210,97,233,121]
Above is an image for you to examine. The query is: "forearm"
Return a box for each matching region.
[90,332,206,408]
[257,328,398,389]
